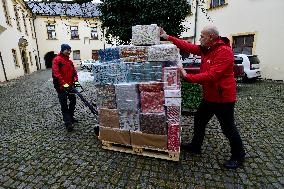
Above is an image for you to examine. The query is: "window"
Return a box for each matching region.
[29,52,33,66]
[73,50,80,60]
[92,50,99,60]
[2,0,11,26]
[91,27,98,39]
[29,18,35,38]
[22,12,28,35]
[232,35,255,55]
[70,26,79,39]
[47,24,56,39]
[210,0,226,8]
[14,5,21,31]
[12,49,19,67]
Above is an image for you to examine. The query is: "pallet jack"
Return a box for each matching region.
[69,86,100,136]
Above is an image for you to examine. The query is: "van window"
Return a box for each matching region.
[248,56,260,64]
[234,56,243,64]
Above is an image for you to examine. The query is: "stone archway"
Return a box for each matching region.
[44,51,56,68]
[18,37,29,74]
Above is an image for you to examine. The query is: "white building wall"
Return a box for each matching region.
[183,0,284,80]
[34,16,110,68]
[0,0,39,82]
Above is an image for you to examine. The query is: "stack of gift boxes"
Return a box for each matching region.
[94,24,182,154]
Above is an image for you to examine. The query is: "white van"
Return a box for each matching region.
[234,54,261,81]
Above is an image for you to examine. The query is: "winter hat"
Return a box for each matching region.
[61,44,71,52]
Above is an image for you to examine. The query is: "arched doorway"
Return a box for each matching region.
[18,37,29,74]
[44,51,56,68]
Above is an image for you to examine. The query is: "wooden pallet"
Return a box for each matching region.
[101,140,180,161]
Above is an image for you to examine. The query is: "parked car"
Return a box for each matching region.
[234,54,261,81]
[80,59,96,71]
[182,56,245,79]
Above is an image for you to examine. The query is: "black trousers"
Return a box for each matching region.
[57,90,76,125]
[191,100,245,160]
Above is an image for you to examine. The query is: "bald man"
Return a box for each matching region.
[161,26,245,169]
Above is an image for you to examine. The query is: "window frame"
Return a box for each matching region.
[73,50,81,60]
[92,50,99,60]
[209,0,227,9]
[12,49,20,68]
[29,52,33,66]
[46,24,57,40]
[29,18,35,38]
[90,26,98,40]
[2,0,12,26]
[70,26,79,40]
[22,12,28,36]
[14,5,21,32]
[232,34,256,55]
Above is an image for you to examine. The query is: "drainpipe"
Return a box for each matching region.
[0,52,8,81]
[32,16,41,70]
[193,0,198,44]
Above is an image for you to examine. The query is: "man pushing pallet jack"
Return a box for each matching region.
[52,43,99,136]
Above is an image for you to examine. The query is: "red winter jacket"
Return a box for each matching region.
[168,36,236,103]
[52,52,78,91]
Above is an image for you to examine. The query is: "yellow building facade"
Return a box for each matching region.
[0,0,108,82]
[0,0,39,82]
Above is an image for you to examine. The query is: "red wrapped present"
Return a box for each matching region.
[138,82,163,92]
[140,91,165,113]
[168,123,180,152]
[162,67,181,90]
[166,106,181,124]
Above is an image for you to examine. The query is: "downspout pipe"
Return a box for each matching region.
[0,52,8,81]
[193,0,198,44]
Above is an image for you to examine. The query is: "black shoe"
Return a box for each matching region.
[65,123,74,132]
[181,143,201,154]
[94,126,100,137]
[223,158,244,169]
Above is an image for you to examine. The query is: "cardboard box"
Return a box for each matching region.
[130,131,167,150]
[100,127,131,145]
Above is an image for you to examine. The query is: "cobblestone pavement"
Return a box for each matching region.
[0,69,283,189]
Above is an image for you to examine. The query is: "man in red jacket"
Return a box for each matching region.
[161,26,245,169]
[52,44,80,132]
